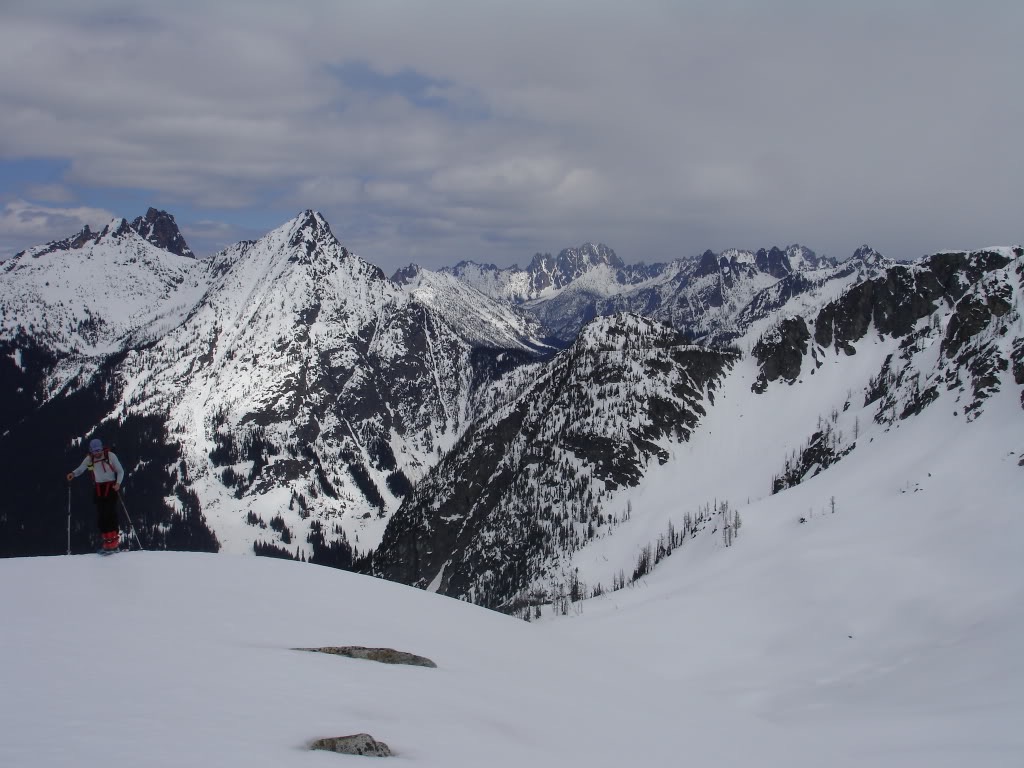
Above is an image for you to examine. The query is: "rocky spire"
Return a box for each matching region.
[129,208,195,258]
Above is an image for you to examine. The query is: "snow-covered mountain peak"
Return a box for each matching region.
[530,241,621,270]
[285,209,337,250]
[211,211,389,302]
[528,242,623,297]
[193,212,400,350]
[784,243,825,271]
[244,209,358,272]
[849,244,890,267]
[108,210,548,560]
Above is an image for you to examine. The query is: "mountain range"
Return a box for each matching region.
[1,208,1020,617]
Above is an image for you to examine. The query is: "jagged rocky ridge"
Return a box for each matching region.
[439,243,888,345]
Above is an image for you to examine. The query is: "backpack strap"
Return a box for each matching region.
[101,448,114,476]
[88,447,115,477]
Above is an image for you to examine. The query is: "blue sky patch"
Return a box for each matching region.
[330,60,489,121]
[0,157,72,198]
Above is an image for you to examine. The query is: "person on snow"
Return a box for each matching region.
[67,438,126,552]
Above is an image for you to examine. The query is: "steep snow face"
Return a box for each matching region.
[393,264,552,351]
[120,211,399,420]
[0,221,208,358]
[443,260,536,303]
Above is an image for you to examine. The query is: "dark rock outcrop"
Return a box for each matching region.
[1012,339,1024,387]
[941,282,1014,358]
[295,646,437,668]
[129,207,195,258]
[772,424,855,494]
[755,246,791,279]
[390,264,421,285]
[752,316,811,393]
[814,251,1013,354]
[695,249,720,277]
[310,734,392,757]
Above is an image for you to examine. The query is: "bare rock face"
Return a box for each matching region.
[129,207,196,258]
[310,733,392,757]
[295,646,437,668]
[751,315,811,393]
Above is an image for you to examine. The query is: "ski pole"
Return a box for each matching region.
[67,485,72,556]
[118,493,144,551]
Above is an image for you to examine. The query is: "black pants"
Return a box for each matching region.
[95,485,119,534]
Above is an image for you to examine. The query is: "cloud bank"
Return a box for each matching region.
[0,0,1020,270]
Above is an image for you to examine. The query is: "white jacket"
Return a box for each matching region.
[72,450,125,485]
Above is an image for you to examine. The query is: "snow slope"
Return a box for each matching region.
[394,264,551,351]
[550,383,1024,767]
[3,366,1022,767]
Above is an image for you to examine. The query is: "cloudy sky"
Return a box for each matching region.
[1,1,1020,273]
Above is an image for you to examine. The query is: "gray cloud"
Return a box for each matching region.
[0,0,1020,271]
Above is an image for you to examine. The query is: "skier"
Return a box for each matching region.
[67,438,126,553]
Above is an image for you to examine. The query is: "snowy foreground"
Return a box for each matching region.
[3,397,1024,767]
